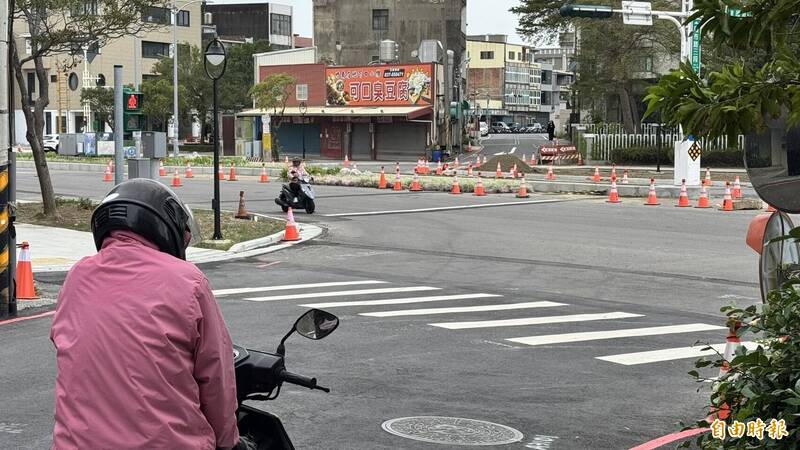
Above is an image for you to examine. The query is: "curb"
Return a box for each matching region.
[17,160,285,177]
[188,222,323,264]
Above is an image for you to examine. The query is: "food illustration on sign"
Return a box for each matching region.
[325,65,433,107]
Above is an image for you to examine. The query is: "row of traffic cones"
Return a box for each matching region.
[634,178,733,210]
[158,162,271,187]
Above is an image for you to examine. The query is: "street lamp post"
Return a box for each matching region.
[299,101,307,160]
[204,38,227,241]
[171,0,203,158]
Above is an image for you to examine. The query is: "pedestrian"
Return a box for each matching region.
[547,120,556,142]
[50,179,254,450]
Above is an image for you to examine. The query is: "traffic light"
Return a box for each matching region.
[123,88,144,132]
[559,4,614,18]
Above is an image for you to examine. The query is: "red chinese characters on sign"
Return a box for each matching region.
[325,64,433,106]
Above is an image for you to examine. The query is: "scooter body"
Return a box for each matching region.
[275,176,316,214]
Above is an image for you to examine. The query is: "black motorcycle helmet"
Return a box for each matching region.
[91,179,200,260]
[292,157,302,167]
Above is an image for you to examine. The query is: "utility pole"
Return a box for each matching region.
[114,65,124,184]
[0,0,11,319]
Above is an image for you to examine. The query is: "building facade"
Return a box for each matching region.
[203,1,294,49]
[466,35,541,127]
[12,4,203,144]
[313,0,466,68]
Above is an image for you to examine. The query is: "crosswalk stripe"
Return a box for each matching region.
[360,301,566,318]
[300,293,501,309]
[431,312,642,330]
[213,280,388,297]
[596,342,760,366]
[507,323,727,347]
[245,286,440,302]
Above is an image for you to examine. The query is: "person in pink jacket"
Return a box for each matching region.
[50,179,246,449]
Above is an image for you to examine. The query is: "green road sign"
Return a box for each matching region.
[559,4,614,18]
[691,19,701,73]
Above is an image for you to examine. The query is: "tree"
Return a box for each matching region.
[12,0,168,217]
[644,0,800,140]
[513,0,680,131]
[141,78,181,131]
[80,87,114,130]
[249,73,295,161]
[219,40,271,112]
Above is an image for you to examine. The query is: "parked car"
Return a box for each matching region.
[43,134,59,152]
[509,123,524,133]
[479,121,489,137]
[526,123,544,133]
[491,122,511,133]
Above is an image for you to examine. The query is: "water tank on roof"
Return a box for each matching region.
[418,40,443,63]
[379,40,399,63]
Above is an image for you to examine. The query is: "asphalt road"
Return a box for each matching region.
[0,166,764,449]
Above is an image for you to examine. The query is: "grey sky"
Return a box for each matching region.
[233,0,534,47]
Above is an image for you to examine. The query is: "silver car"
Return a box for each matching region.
[43,134,59,152]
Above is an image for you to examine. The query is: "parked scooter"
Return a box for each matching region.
[275,175,316,214]
[234,309,339,449]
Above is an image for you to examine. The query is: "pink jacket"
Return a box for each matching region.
[51,231,239,450]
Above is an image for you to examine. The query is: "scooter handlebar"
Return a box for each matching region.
[279,369,330,393]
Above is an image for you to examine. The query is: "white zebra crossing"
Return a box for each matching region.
[213,280,387,297]
[244,286,440,302]
[359,301,566,318]
[596,342,760,366]
[300,293,501,309]
[507,324,726,347]
[430,312,643,330]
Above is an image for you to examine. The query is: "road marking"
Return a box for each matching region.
[507,323,726,346]
[493,151,506,156]
[245,286,439,302]
[431,312,642,330]
[510,147,517,154]
[629,428,709,450]
[0,310,55,326]
[361,301,566,317]
[256,261,282,269]
[596,341,759,365]
[323,198,579,217]
[213,280,387,297]
[300,293,501,309]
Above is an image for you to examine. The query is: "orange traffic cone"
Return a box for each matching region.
[703,167,712,186]
[495,162,502,179]
[474,175,486,196]
[607,179,621,203]
[378,166,388,189]
[435,161,443,176]
[259,164,269,183]
[511,164,518,179]
[644,179,660,206]
[529,153,536,167]
[592,167,601,183]
[16,242,37,299]
[709,321,743,421]
[454,156,460,170]
[677,179,691,207]
[171,168,182,187]
[522,154,527,164]
[733,176,742,199]
[218,166,225,180]
[475,157,482,169]
[722,182,734,211]
[235,190,250,219]
[103,166,113,182]
[344,154,350,168]
[621,170,629,184]
[410,174,422,191]
[228,163,238,181]
[610,164,617,182]
[159,161,166,177]
[546,163,556,181]
[393,173,403,191]
[185,163,194,178]
[282,208,301,241]
[516,177,530,198]
[451,176,462,194]
[577,152,584,166]
[696,184,711,208]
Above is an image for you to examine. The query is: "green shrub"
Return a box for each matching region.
[609,146,743,167]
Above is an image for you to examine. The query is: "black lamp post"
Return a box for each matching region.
[299,101,307,160]
[204,38,227,240]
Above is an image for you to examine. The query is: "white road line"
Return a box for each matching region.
[507,323,727,347]
[214,280,387,297]
[300,293,501,309]
[245,286,439,302]
[510,147,517,154]
[493,151,506,156]
[360,301,566,317]
[596,342,759,366]
[431,312,642,330]
[323,198,578,218]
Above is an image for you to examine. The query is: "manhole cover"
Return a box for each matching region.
[381,416,524,446]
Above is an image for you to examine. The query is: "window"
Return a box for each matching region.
[296,84,308,101]
[142,41,170,59]
[271,13,291,36]
[518,52,522,60]
[372,9,389,31]
[176,10,190,27]
[143,6,170,24]
[643,56,654,72]
[71,0,98,16]
[50,74,57,83]
[480,51,494,60]
[25,37,31,55]
[508,51,515,60]
[27,72,35,100]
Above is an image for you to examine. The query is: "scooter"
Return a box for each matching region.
[275,175,316,214]
[234,309,339,449]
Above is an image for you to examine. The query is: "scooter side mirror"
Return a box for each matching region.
[276,309,339,356]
